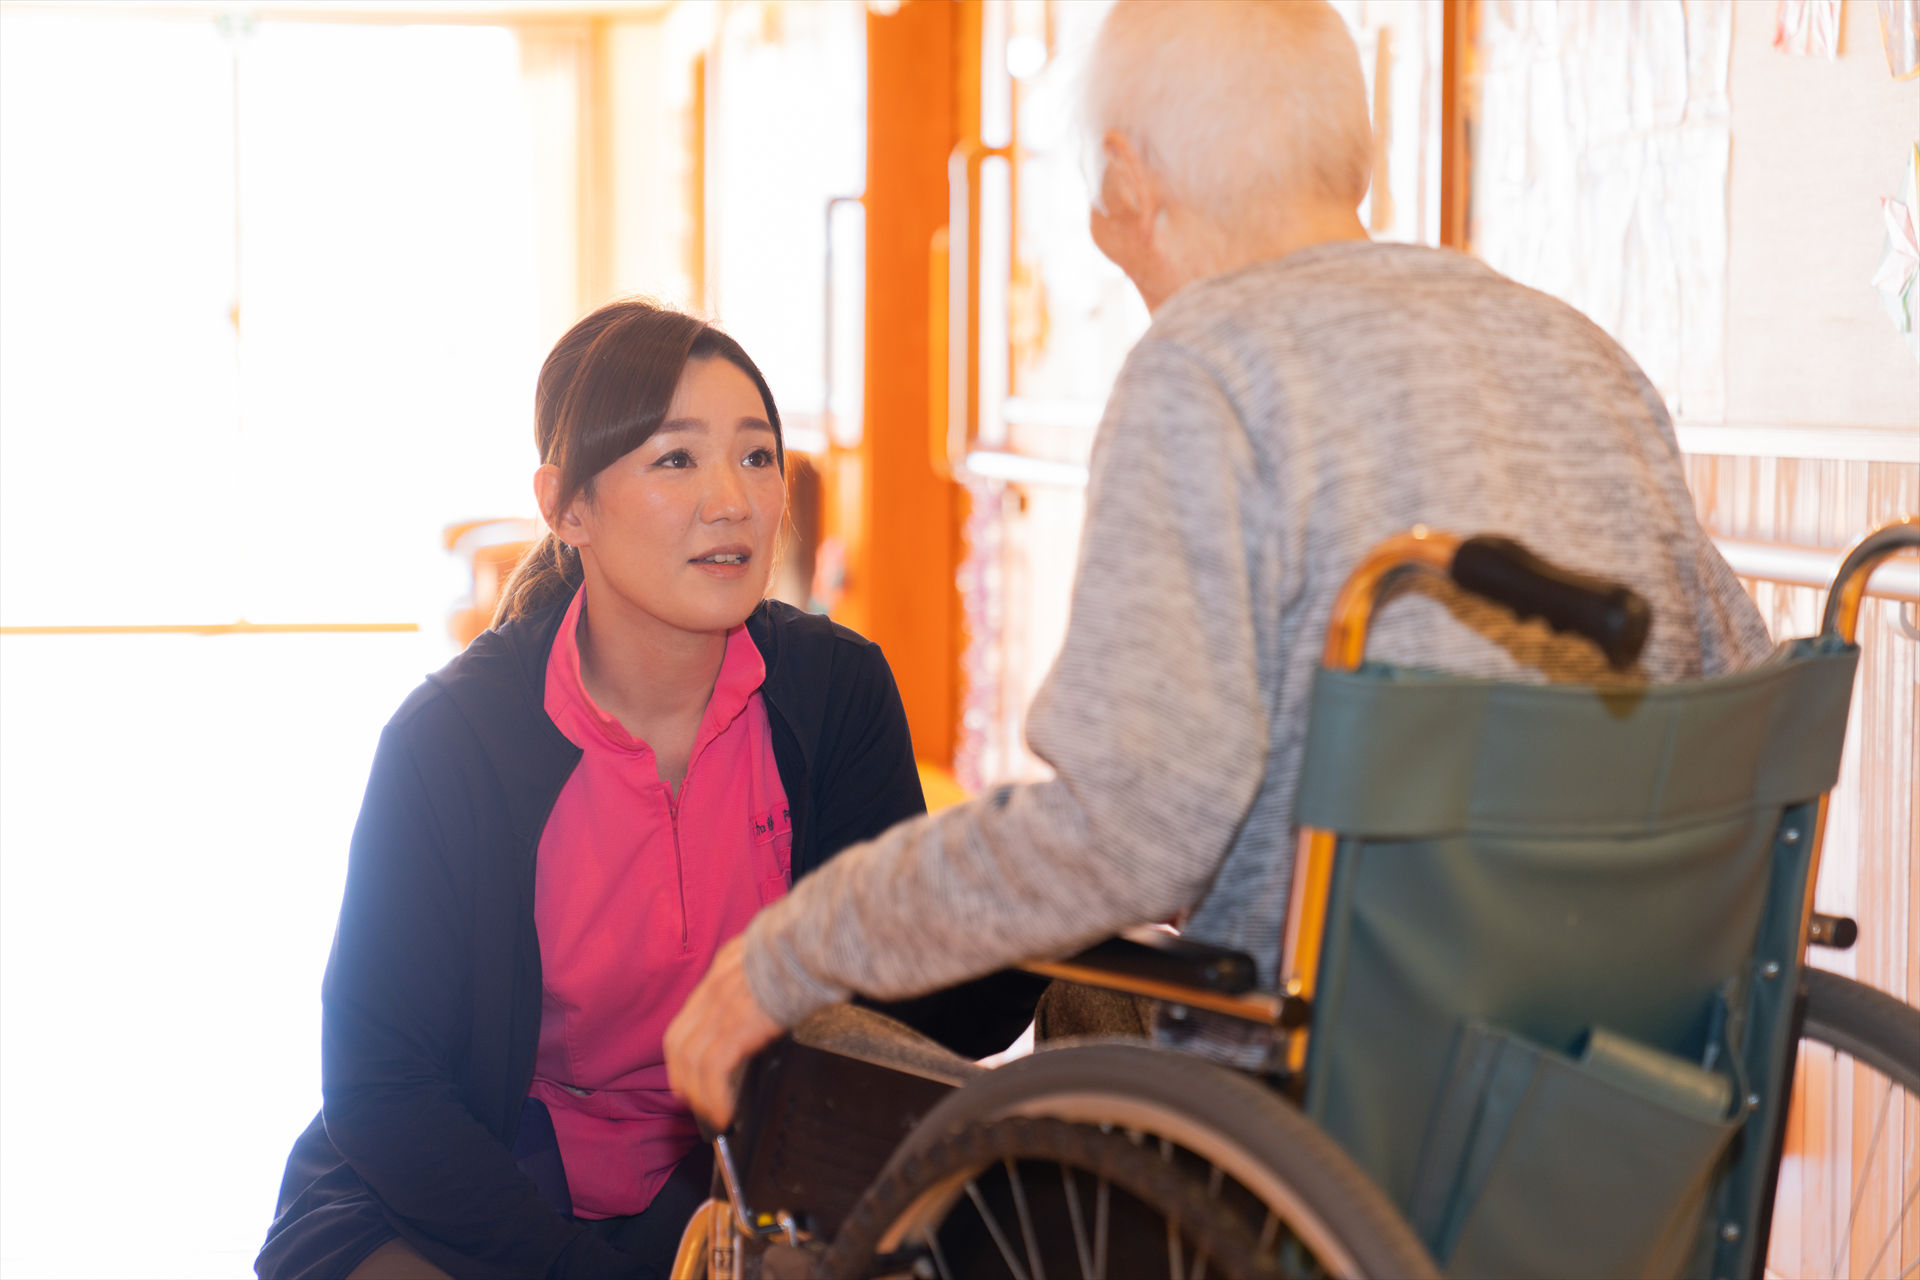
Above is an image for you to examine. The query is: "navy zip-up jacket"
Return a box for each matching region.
[257,598,1042,1279]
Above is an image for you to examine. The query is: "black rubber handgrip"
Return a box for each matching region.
[1808,912,1858,950]
[1449,535,1651,671]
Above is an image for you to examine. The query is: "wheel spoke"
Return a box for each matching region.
[1854,1175,1920,1280]
[923,1226,955,1280]
[1060,1166,1096,1280]
[1256,1210,1279,1260]
[1149,1136,1182,1270]
[1191,1165,1226,1280]
[1829,1071,1896,1280]
[1006,1158,1048,1280]
[965,1177,1032,1280]
[1094,1175,1110,1280]
[1156,1131,1187,1279]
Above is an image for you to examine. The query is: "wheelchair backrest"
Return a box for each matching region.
[1295,638,1858,1280]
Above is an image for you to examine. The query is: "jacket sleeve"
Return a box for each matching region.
[320,725,631,1280]
[811,642,1048,1058]
[741,338,1265,1028]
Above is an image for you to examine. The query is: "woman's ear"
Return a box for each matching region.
[534,464,588,551]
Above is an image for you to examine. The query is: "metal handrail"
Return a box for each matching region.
[1718,537,1919,605]
[946,443,1920,611]
[942,138,1012,479]
[821,194,863,451]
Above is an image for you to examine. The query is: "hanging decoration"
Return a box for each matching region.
[1470,1,1733,420]
[1871,143,1920,360]
[1775,0,1843,57]
[1878,0,1920,76]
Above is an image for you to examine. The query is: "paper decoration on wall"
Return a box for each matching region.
[1776,0,1843,57]
[1470,1,1733,420]
[1871,143,1920,359]
[1879,0,1920,77]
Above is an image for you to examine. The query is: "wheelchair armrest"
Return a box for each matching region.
[1053,927,1260,995]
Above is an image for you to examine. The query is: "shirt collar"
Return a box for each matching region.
[543,587,767,759]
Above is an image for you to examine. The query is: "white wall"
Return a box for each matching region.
[1723,0,1920,432]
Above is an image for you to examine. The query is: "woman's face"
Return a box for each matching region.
[564,356,786,638]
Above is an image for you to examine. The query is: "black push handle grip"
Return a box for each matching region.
[1449,535,1651,671]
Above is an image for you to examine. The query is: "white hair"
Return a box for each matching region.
[1082,0,1372,221]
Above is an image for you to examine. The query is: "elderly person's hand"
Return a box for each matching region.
[665,935,784,1132]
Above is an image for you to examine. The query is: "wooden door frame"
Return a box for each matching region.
[845,0,973,768]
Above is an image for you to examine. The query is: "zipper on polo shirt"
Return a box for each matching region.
[667,781,689,951]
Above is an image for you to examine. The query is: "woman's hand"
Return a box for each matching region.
[665,935,784,1132]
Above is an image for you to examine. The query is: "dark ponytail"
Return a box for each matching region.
[492,298,783,628]
[492,530,584,627]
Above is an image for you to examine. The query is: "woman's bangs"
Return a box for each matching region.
[570,313,703,481]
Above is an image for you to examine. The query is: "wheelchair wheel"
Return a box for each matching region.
[668,1198,726,1278]
[1763,969,1920,1280]
[825,1042,1439,1279]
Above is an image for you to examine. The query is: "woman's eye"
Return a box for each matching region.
[743,447,777,468]
[653,449,695,469]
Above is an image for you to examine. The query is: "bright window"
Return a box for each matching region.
[0,12,559,1276]
[0,13,545,630]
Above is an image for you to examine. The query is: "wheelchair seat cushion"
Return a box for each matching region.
[792,1004,987,1086]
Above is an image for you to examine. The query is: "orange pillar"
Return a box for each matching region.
[851,0,970,767]
[1438,0,1474,251]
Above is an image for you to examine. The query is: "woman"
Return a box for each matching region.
[257,300,1039,1280]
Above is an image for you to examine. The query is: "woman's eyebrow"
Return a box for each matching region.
[654,417,774,434]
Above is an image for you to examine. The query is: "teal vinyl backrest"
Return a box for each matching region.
[1296,639,1858,1280]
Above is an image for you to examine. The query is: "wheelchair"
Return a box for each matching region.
[673,518,1920,1280]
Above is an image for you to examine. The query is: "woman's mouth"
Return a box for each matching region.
[689,546,753,576]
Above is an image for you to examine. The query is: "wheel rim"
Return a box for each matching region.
[1001,1093,1364,1278]
[669,1198,730,1279]
[864,1119,1284,1280]
[870,1091,1366,1279]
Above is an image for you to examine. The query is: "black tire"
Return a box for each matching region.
[1801,968,1920,1093]
[829,1042,1439,1280]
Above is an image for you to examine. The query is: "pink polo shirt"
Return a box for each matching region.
[531,588,791,1219]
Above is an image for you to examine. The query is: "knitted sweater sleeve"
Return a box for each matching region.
[741,339,1267,1025]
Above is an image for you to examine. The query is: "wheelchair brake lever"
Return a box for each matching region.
[711,1132,802,1246]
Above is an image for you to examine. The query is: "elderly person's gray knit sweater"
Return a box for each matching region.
[742,240,1773,1065]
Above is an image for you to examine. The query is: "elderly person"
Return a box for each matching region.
[666,0,1771,1125]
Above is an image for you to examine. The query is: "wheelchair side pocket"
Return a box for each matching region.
[1408,1019,1740,1280]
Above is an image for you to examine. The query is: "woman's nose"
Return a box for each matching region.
[701,465,750,522]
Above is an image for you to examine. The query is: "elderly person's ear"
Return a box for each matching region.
[1097,131,1153,222]
[1091,131,1162,271]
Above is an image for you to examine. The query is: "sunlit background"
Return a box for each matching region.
[0,5,726,1273]
[0,1,1914,1277]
